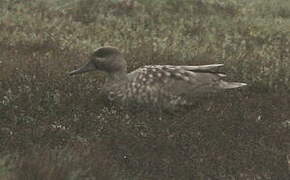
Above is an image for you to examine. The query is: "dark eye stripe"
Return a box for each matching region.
[93,47,120,58]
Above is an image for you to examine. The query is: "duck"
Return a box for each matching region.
[69,46,247,109]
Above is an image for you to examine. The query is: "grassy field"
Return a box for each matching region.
[0,0,289,179]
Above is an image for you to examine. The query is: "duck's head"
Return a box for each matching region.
[69,46,127,76]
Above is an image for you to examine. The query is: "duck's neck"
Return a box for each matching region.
[106,71,128,83]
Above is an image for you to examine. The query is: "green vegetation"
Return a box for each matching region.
[0,0,289,179]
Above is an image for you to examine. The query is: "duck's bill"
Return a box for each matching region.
[68,60,96,76]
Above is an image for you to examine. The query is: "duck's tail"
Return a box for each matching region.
[219,80,247,89]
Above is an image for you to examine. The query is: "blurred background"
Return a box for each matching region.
[0,0,289,179]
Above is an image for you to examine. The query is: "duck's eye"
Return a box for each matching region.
[94,51,107,58]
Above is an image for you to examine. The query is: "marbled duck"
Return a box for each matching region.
[69,47,247,109]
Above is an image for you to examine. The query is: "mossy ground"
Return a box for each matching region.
[0,0,289,179]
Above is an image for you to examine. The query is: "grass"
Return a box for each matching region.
[0,0,289,179]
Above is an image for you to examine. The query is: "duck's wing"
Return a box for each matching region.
[157,65,246,91]
[147,64,246,89]
[172,64,224,71]
[127,65,246,106]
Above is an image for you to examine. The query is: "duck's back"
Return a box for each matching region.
[102,64,246,109]
[124,65,226,106]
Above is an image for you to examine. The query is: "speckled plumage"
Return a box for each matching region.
[69,47,247,109]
